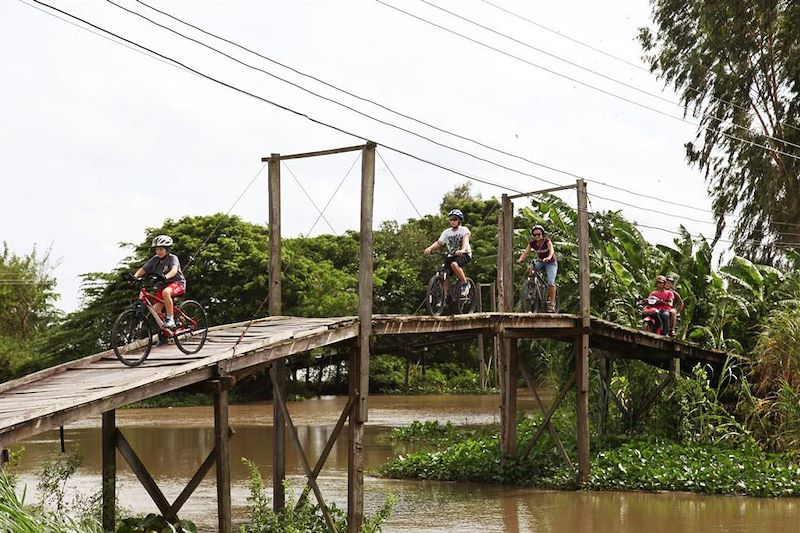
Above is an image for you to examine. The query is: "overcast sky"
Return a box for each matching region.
[1,0,722,312]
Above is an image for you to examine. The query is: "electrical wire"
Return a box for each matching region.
[112,0,800,229]
[376,0,800,165]
[23,1,797,247]
[105,0,560,190]
[421,0,800,153]
[479,0,800,136]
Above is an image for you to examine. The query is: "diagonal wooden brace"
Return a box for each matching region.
[115,425,235,527]
[297,395,355,509]
[270,364,339,533]
[520,371,576,461]
[519,365,574,470]
[630,372,675,426]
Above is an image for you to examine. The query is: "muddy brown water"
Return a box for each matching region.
[11,394,800,532]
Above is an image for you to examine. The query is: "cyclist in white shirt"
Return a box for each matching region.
[423,209,472,297]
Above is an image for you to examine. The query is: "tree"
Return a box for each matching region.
[0,244,60,380]
[639,1,800,261]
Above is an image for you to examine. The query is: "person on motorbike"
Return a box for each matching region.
[134,234,186,328]
[424,208,472,297]
[665,275,684,336]
[647,275,673,336]
[517,224,558,312]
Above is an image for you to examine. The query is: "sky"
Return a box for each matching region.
[1,0,724,313]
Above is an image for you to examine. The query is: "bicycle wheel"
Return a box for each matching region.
[426,274,447,316]
[173,300,208,355]
[455,278,478,314]
[111,308,153,366]
[530,278,546,313]
[520,278,534,313]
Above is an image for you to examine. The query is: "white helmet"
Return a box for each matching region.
[151,234,173,248]
[447,209,464,222]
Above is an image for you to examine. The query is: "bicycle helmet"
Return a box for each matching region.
[151,234,174,248]
[447,209,464,222]
[530,225,545,235]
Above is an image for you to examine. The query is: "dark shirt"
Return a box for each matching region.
[529,238,557,262]
[143,253,186,287]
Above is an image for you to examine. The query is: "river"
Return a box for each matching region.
[11,394,799,532]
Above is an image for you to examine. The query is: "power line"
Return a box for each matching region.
[24,0,792,247]
[376,0,800,165]
[105,0,560,190]
[282,162,339,235]
[122,0,800,229]
[478,0,649,72]
[35,1,524,194]
[376,149,424,219]
[479,0,800,136]
[422,0,800,153]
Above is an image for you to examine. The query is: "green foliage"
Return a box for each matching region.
[592,438,800,497]
[0,243,61,381]
[639,0,800,261]
[0,454,101,533]
[675,366,756,448]
[388,421,462,443]
[239,458,393,533]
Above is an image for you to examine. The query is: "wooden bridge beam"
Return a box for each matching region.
[498,194,517,457]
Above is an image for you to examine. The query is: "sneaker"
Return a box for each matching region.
[164,316,176,328]
[460,283,470,297]
[547,302,556,313]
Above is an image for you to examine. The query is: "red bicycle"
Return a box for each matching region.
[111,273,208,366]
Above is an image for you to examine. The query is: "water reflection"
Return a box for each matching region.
[12,394,800,532]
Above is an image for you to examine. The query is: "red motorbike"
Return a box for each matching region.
[637,296,667,335]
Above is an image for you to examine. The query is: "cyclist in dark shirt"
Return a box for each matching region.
[517,225,558,312]
[134,234,186,328]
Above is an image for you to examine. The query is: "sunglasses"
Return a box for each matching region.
[532,232,543,237]
[449,217,460,221]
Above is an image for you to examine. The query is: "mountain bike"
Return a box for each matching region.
[520,261,559,313]
[426,254,477,316]
[111,273,208,366]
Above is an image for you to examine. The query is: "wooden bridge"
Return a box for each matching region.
[0,144,729,532]
[0,313,725,532]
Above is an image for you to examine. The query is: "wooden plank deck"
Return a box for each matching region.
[0,313,726,448]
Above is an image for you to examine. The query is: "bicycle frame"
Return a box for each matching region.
[133,285,193,337]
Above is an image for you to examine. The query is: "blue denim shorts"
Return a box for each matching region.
[533,260,558,286]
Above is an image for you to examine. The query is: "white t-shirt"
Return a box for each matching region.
[438,225,472,256]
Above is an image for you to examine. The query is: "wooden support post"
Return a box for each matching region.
[214,386,232,533]
[349,141,374,533]
[357,141,375,422]
[498,194,517,456]
[490,281,498,388]
[477,283,486,390]
[347,340,364,533]
[102,410,116,533]
[268,153,286,511]
[575,179,591,482]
